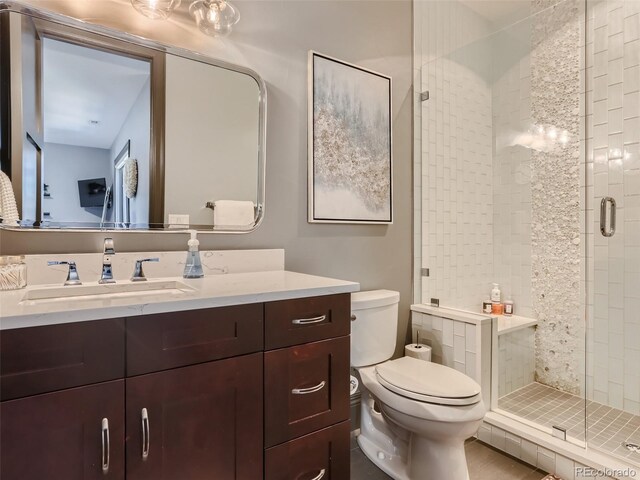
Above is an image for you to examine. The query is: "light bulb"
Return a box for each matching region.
[131,0,181,20]
[190,0,240,36]
[207,4,220,23]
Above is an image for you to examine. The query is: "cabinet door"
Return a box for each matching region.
[126,353,263,480]
[0,380,125,480]
[265,336,350,447]
[265,421,350,480]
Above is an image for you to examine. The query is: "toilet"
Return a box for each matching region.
[351,290,486,480]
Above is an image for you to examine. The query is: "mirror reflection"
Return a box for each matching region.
[42,38,151,226]
[0,9,265,232]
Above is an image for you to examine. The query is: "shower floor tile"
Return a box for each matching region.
[499,382,640,463]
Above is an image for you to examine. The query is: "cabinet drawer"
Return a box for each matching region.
[264,336,350,447]
[265,294,350,349]
[265,421,350,480]
[126,303,263,376]
[0,319,125,401]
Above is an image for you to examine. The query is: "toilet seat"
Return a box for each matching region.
[375,356,481,406]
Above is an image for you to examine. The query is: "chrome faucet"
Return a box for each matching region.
[99,238,116,284]
[47,261,82,286]
[131,258,159,282]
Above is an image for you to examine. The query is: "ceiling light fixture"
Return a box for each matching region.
[189,0,240,37]
[130,0,182,20]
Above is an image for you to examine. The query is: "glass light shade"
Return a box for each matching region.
[189,0,240,36]
[131,0,182,20]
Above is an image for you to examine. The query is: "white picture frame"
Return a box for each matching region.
[307,51,393,224]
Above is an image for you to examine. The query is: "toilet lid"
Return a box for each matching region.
[375,357,482,406]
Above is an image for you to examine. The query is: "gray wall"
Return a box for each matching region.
[1,0,414,357]
[110,77,151,225]
[43,143,111,222]
[164,54,259,225]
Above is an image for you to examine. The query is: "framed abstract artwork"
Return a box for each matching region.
[307,51,392,224]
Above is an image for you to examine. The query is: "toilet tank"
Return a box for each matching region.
[351,290,400,368]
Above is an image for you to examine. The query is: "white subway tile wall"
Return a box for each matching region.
[417,1,495,311]
[492,21,534,319]
[411,311,491,406]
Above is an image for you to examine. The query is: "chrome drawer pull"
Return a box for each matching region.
[101,418,110,474]
[291,315,326,325]
[307,469,326,480]
[141,408,150,459]
[292,381,326,395]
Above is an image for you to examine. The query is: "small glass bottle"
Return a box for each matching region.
[504,299,514,316]
[482,300,492,314]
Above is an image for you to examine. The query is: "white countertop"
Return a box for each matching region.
[411,303,538,334]
[411,303,493,325]
[0,270,360,330]
[496,315,538,335]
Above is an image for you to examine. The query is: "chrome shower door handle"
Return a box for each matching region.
[600,196,617,237]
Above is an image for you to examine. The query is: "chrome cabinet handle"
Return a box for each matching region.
[141,408,150,460]
[600,196,616,237]
[101,418,110,474]
[307,469,326,480]
[292,381,326,395]
[291,315,326,325]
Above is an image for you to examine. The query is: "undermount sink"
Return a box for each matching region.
[21,279,196,303]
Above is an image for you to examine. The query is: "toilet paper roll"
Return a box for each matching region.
[350,375,359,396]
[405,343,432,362]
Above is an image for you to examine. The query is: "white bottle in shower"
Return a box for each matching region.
[490,283,501,303]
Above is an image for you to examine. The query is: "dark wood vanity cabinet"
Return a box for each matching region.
[0,293,351,480]
[1,380,126,480]
[265,336,350,447]
[125,354,263,480]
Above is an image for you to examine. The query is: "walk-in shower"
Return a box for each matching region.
[413,0,640,469]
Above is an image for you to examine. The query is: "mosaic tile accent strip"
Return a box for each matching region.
[530,0,584,395]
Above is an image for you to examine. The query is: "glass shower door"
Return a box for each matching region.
[587,0,640,462]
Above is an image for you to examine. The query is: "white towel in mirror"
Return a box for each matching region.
[212,200,255,230]
[0,171,20,226]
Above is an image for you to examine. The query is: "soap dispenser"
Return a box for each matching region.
[183,230,204,279]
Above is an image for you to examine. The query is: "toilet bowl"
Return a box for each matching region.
[351,290,486,480]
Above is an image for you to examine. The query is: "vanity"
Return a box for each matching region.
[0,3,359,478]
[0,250,359,479]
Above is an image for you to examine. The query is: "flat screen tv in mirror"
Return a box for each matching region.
[0,3,266,233]
[77,178,107,208]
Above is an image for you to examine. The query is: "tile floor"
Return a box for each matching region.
[350,435,549,480]
[499,382,640,462]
